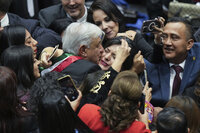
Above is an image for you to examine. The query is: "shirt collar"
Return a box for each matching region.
[1,13,9,27]
[169,60,186,69]
[66,6,87,22]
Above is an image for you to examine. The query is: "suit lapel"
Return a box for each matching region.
[180,51,194,93]
[158,60,171,100]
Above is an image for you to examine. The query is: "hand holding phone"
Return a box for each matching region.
[47,45,59,61]
[64,90,82,111]
[141,19,161,33]
[57,75,79,101]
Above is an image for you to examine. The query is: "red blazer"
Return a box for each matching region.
[78,104,151,133]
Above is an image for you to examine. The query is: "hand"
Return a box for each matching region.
[153,17,165,44]
[112,39,131,72]
[0,27,3,31]
[117,30,136,41]
[40,52,52,68]
[65,90,82,111]
[131,51,145,74]
[138,109,149,129]
[153,107,163,123]
[116,39,131,61]
[142,82,152,102]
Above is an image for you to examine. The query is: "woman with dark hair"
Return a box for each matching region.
[28,71,93,133]
[0,25,55,69]
[0,25,38,57]
[99,36,143,71]
[37,89,92,133]
[1,45,40,103]
[78,71,151,133]
[78,36,145,108]
[165,95,200,133]
[88,0,163,63]
[0,66,38,133]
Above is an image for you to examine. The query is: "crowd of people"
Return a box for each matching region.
[0,0,200,133]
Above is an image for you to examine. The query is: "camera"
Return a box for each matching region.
[141,19,161,33]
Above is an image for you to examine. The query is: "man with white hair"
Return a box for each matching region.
[42,22,104,86]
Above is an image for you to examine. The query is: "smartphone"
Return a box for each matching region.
[47,44,59,61]
[145,101,154,124]
[57,75,79,101]
[141,19,161,33]
[144,69,148,85]
[139,94,145,114]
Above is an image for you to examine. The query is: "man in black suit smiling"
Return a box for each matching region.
[38,0,87,28]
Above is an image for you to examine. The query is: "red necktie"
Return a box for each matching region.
[172,65,183,96]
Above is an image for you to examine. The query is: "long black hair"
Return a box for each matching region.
[1,45,35,91]
[0,25,26,55]
[0,66,35,133]
[28,71,93,133]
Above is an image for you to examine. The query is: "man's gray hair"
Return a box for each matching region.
[62,22,103,55]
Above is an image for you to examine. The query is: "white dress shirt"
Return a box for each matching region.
[169,60,185,99]
[0,13,9,27]
[67,6,87,22]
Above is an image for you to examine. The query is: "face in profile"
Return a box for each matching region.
[161,22,193,64]
[61,0,85,20]
[93,9,119,39]
[33,58,40,78]
[99,44,119,70]
[25,30,38,57]
[85,37,104,64]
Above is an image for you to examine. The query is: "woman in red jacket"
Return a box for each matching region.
[78,70,151,133]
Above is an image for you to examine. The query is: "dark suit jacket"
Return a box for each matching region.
[144,42,200,107]
[8,13,62,55]
[38,4,67,28]
[61,59,101,86]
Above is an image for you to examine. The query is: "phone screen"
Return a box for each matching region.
[141,19,161,33]
[57,75,79,101]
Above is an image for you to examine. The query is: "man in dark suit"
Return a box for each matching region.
[0,0,61,55]
[144,17,200,107]
[41,22,104,86]
[39,0,87,28]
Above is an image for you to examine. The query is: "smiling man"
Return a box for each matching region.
[38,0,87,28]
[144,17,200,107]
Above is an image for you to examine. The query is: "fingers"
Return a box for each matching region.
[134,50,141,59]
[158,16,165,27]
[65,90,82,111]
[76,90,82,100]
[134,51,144,64]
[144,81,149,91]
[132,51,145,74]
[153,26,163,33]
[121,39,131,53]
[142,81,152,102]
[40,53,52,68]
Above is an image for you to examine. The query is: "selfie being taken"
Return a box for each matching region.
[0,0,200,133]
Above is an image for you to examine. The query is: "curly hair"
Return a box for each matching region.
[100,71,142,132]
